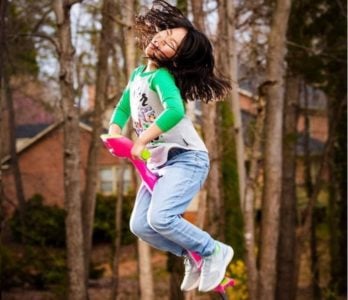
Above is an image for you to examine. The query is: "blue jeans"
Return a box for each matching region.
[129,149,216,257]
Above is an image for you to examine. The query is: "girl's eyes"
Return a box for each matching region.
[165,41,177,51]
[157,30,177,51]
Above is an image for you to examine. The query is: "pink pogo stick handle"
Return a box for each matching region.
[100,134,158,191]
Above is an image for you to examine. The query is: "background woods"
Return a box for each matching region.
[0,0,346,300]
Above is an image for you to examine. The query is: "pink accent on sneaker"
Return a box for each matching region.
[187,251,203,270]
[213,277,235,293]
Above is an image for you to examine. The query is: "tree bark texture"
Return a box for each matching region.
[168,253,185,300]
[276,74,300,300]
[328,95,347,296]
[243,91,266,300]
[53,1,87,299]
[258,0,292,299]
[225,0,246,210]
[0,2,7,279]
[121,0,156,299]
[110,165,125,300]
[303,85,321,299]
[4,64,27,241]
[2,0,26,234]
[192,0,224,240]
[83,0,116,287]
[137,240,154,300]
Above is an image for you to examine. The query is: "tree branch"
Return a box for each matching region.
[287,40,346,63]
[32,7,53,34]
[67,0,83,7]
[25,32,60,52]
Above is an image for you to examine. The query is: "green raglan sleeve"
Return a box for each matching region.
[109,87,131,129]
[151,69,185,132]
[109,66,144,128]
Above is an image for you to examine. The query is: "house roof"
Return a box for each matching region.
[16,123,52,138]
[2,121,92,165]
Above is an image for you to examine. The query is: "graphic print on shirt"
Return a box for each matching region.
[132,88,163,144]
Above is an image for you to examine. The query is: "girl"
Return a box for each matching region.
[109,0,234,292]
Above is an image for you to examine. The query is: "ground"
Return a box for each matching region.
[2,243,212,300]
[2,238,344,300]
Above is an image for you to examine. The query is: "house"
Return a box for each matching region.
[2,121,132,216]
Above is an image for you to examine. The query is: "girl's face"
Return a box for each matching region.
[145,27,187,60]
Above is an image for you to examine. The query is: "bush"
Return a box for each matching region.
[93,193,136,245]
[9,193,136,247]
[10,194,66,247]
[1,244,67,290]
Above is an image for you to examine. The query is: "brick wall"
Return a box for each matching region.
[2,124,119,216]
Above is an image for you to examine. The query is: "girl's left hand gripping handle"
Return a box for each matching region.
[100,134,158,191]
[101,134,150,161]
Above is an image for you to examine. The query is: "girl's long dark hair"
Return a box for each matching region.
[134,0,232,103]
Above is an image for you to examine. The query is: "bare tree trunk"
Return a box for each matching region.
[226,0,246,210]
[168,253,185,300]
[328,95,347,297]
[276,74,300,300]
[303,84,321,299]
[193,0,224,240]
[108,2,129,298]
[120,1,155,299]
[0,6,7,295]
[137,240,154,300]
[4,62,27,239]
[110,165,125,300]
[2,0,26,237]
[83,0,116,288]
[201,104,223,239]
[243,89,266,300]
[53,1,87,299]
[257,0,291,299]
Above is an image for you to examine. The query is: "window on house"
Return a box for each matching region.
[98,165,133,195]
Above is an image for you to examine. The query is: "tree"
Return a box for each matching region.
[122,1,155,299]
[276,74,300,300]
[225,0,246,210]
[83,0,117,288]
[52,1,87,299]
[194,0,225,241]
[257,0,292,299]
[217,0,245,260]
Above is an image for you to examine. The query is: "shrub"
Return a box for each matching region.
[1,244,67,290]
[9,193,136,247]
[93,193,136,245]
[10,194,66,247]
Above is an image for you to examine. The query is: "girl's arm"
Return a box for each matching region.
[131,69,185,159]
[131,124,163,159]
[108,87,131,135]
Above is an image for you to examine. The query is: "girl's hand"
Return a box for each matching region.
[108,123,122,135]
[131,138,147,160]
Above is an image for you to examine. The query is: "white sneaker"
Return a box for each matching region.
[198,242,234,292]
[180,255,201,291]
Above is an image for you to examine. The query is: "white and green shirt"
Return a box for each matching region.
[110,65,207,167]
